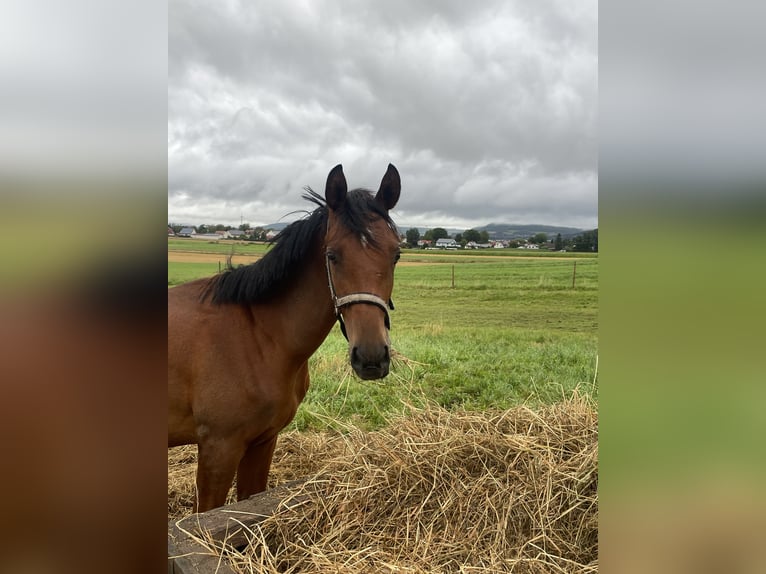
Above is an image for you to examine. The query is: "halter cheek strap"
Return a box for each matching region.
[325,252,394,341]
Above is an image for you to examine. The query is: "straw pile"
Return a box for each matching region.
[169,395,597,573]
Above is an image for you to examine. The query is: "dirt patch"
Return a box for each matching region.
[168,251,436,267]
[167,251,262,265]
[168,250,582,265]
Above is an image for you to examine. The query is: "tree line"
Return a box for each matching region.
[168,222,273,241]
[403,227,598,252]
[404,227,492,246]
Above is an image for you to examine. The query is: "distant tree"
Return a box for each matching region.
[463,229,481,243]
[239,222,250,231]
[197,224,208,234]
[214,224,227,231]
[423,229,434,241]
[405,227,420,247]
[479,230,490,243]
[554,233,564,251]
[431,227,449,241]
[454,233,463,244]
[572,229,598,252]
[534,232,548,244]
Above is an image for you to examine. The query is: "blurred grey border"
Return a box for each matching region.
[0,0,166,289]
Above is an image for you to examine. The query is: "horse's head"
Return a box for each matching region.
[323,164,401,380]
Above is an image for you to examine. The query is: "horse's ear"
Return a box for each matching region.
[375,163,401,211]
[325,164,347,210]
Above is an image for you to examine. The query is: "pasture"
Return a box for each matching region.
[168,241,598,430]
[168,239,598,572]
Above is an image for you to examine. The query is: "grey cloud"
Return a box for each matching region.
[169,0,597,228]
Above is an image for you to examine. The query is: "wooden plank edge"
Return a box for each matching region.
[168,480,311,574]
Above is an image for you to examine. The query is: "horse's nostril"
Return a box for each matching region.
[350,344,391,380]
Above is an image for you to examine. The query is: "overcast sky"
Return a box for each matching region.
[169,0,597,230]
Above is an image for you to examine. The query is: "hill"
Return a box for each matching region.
[476,223,585,240]
[265,220,589,240]
[395,223,586,240]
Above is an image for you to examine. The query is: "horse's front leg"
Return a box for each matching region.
[236,437,278,501]
[195,438,245,512]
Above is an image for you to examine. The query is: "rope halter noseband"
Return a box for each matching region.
[325,251,394,341]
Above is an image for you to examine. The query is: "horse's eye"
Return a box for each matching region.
[326,251,338,263]
[394,252,401,263]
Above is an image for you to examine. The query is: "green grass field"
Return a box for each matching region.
[169,241,597,431]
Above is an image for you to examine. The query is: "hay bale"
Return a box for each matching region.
[168,395,597,573]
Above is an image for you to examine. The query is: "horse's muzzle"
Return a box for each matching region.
[350,345,390,380]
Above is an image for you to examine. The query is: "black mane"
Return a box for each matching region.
[202,188,397,305]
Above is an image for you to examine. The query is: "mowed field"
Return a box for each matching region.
[168,238,598,430]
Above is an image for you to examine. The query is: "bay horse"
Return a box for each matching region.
[168,164,401,512]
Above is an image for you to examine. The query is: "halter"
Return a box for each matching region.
[325,251,394,341]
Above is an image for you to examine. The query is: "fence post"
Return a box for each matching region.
[451,264,455,288]
[572,260,577,289]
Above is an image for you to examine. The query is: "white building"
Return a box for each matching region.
[435,238,459,249]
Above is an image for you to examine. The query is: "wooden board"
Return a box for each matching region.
[168,480,310,574]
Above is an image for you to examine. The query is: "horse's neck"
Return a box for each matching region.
[257,251,337,361]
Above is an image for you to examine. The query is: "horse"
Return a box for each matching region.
[168,164,402,512]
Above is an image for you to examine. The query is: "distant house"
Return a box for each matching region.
[435,238,459,249]
[265,230,279,240]
[228,229,245,238]
[177,227,196,237]
[417,239,432,248]
[215,230,231,239]
[167,226,176,237]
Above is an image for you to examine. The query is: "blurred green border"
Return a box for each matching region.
[600,191,766,491]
